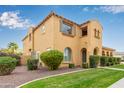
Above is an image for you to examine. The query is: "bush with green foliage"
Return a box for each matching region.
[0,57,17,76]
[40,50,63,70]
[100,56,108,66]
[69,63,75,68]
[112,57,117,65]
[27,58,39,70]
[89,55,100,68]
[0,52,21,66]
[117,57,121,64]
[108,57,114,65]
[82,63,89,68]
[100,56,121,66]
[9,54,21,66]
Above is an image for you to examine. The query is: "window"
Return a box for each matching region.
[94,29,100,39]
[64,47,72,61]
[82,48,87,63]
[61,21,73,35]
[29,33,31,41]
[102,51,105,56]
[41,25,45,32]
[93,47,99,55]
[110,52,113,56]
[81,26,87,36]
[107,52,109,56]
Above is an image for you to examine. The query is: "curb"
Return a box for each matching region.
[17,69,89,88]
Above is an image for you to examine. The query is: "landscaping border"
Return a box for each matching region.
[17,69,90,88]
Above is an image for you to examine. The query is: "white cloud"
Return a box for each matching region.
[0,11,32,29]
[99,6,124,14]
[82,7,89,12]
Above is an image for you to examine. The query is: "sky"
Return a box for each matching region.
[0,5,124,52]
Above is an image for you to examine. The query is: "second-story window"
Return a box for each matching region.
[94,29,100,39]
[62,22,73,35]
[29,33,31,41]
[81,26,87,37]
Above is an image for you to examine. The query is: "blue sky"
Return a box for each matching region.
[0,5,124,52]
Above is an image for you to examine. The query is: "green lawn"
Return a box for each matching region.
[21,68,124,88]
[110,64,124,69]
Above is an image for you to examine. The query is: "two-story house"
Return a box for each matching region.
[22,12,115,67]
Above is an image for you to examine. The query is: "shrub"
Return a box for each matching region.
[122,60,124,62]
[100,56,108,66]
[0,57,17,76]
[69,63,75,68]
[0,52,21,66]
[89,55,100,68]
[40,50,63,70]
[0,52,7,56]
[9,54,21,66]
[27,58,39,70]
[108,57,114,66]
[117,57,121,64]
[82,63,89,68]
[113,57,117,65]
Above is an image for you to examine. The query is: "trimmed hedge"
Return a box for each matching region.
[0,57,17,76]
[100,56,108,66]
[90,55,121,68]
[40,50,63,70]
[117,57,121,64]
[27,58,39,70]
[89,55,100,68]
[69,63,75,68]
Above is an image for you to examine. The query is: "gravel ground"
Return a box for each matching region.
[0,66,82,88]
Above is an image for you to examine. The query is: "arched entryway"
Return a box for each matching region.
[93,47,99,55]
[81,48,87,63]
[102,51,105,56]
[64,47,72,62]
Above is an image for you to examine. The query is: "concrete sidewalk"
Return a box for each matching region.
[100,67,124,71]
[109,78,124,88]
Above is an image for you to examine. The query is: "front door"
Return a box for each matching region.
[82,48,87,63]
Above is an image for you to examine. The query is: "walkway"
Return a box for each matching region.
[0,66,82,88]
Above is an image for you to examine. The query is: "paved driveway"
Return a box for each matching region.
[0,66,82,88]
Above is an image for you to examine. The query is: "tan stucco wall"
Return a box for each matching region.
[88,21,103,56]
[33,16,54,53]
[23,27,34,56]
[53,16,81,66]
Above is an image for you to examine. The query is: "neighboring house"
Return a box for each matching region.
[22,12,115,67]
[114,52,124,61]
[102,46,115,57]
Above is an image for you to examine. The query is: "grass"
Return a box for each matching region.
[110,64,124,69]
[21,68,124,88]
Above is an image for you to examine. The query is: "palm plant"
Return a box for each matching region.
[8,42,18,54]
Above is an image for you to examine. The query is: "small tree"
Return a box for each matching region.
[40,50,63,70]
[8,42,18,54]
